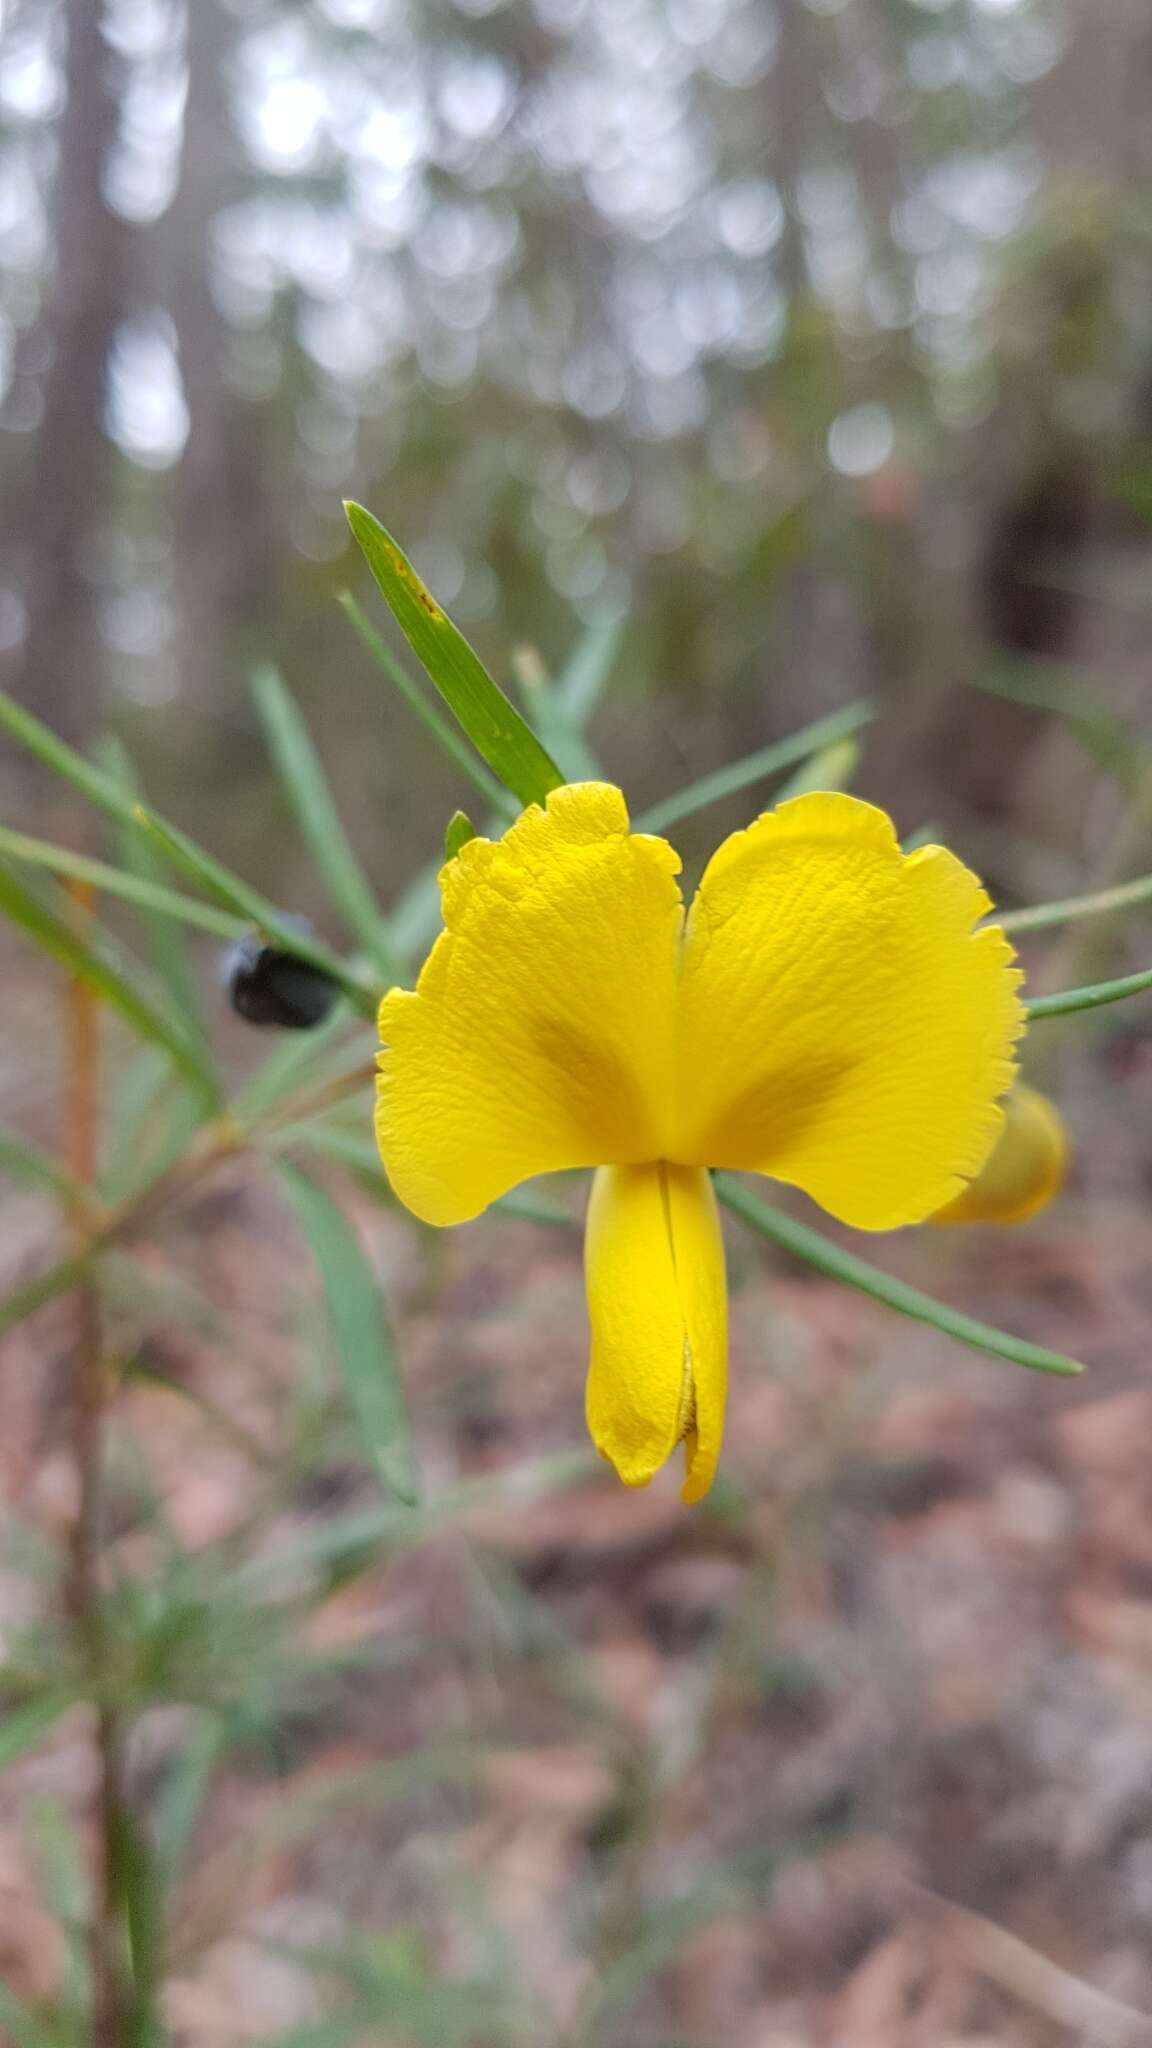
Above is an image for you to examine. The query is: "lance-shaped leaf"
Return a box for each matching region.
[1001,873,1152,934]
[512,645,602,783]
[0,864,216,1098]
[1026,964,1152,1019]
[556,616,624,729]
[281,1166,419,1504]
[339,591,514,817]
[0,687,376,1012]
[717,1176,1083,1377]
[344,503,564,809]
[0,825,244,941]
[101,737,226,1118]
[132,810,376,1018]
[634,701,874,833]
[252,665,404,986]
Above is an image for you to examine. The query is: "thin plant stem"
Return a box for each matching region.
[63,882,130,2045]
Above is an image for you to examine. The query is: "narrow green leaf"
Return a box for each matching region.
[0,1247,94,1340]
[999,872,1152,935]
[770,735,861,804]
[231,1002,355,1123]
[230,1003,360,1122]
[339,591,515,816]
[344,503,564,808]
[1026,964,1152,1019]
[513,645,602,782]
[0,864,216,1096]
[131,810,377,1018]
[100,739,222,1099]
[716,1176,1083,1377]
[0,1131,88,1208]
[901,820,942,853]
[0,1691,78,1772]
[28,1799,90,2019]
[231,1450,596,1594]
[556,617,624,729]
[272,1121,389,1185]
[99,1049,209,1202]
[633,702,874,834]
[252,665,404,985]
[0,1980,63,2048]
[968,659,1144,790]
[0,824,244,941]
[29,1800,89,1922]
[153,1715,229,1886]
[125,1355,274,1466]
[0,688,138,820]
[388,859,447,962]
[444,810,475,863]
[0,686,375,1014]
[113,1804,162,2040]
[280,1166,419,1503]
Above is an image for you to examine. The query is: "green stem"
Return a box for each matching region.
[633,702,874,834]
[999,871,1152,935]
[716,1176,1082,1377]
[1025,965,1152,1019]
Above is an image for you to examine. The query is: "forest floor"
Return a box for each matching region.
[3,933,1152,2047]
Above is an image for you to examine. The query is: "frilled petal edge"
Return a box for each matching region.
[672,792,1025,1231]
[376,783,684,1225]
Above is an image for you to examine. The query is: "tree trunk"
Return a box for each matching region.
[167,0,285,743]
[15,0,131,748]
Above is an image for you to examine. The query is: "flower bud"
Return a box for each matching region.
[931,1085,1067,1226]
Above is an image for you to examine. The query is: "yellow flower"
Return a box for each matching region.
[376,783,1025,1502]
[929,1082,1067,1226]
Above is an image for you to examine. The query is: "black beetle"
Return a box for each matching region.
[221,916,341,1030]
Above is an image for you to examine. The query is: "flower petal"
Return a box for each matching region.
[672,792,1024,1230]
[376,783,683,1225]
[929,1084,1067,1225]
[585,1162,727,1503]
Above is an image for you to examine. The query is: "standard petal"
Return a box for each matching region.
[376,783,683,1225]
[929,1084,1067,1226]
[672,793,1024,1231]
[584,1162,727,1503]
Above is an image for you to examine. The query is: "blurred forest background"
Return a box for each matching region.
[5,1,1152,2044]
[4,0,1152,870]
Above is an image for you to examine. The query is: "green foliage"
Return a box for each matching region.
[0,863,216,1100]
[100,739,222,1096]
[339,593,516,820]
[443,811,476,863]
[251,665,404,986]
[1025,963,1152,1018]
[345,504,565,810]
[8,516,1152,2047]
[716,1179,1082,1378]
[280,1166,419,1505]
[633,702,874,833]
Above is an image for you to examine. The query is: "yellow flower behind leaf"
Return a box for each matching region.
[376,783,1028,1501]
